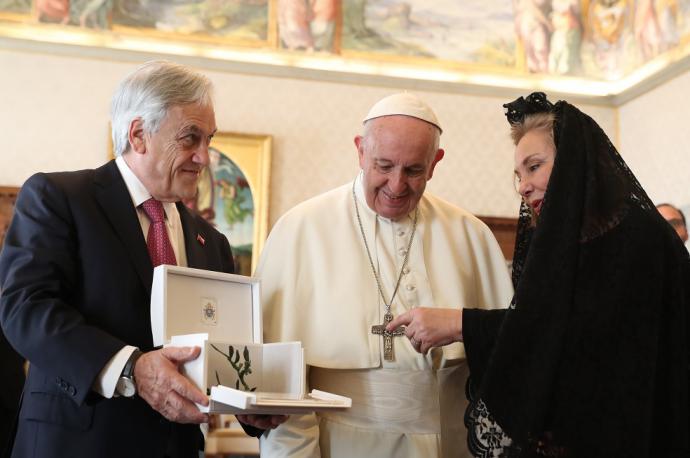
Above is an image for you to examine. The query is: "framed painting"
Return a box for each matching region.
[185,132,271,276]
[0,186,20,249]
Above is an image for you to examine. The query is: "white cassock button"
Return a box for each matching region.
[397,230,406,237]
[403,267,410,274]
[398,248,407,256]
[406,284,415,291]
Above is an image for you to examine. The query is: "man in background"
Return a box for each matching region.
[657,203,688,243]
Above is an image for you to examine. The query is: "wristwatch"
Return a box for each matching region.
[116,349,143,398]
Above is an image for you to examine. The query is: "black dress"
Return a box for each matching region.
[463,95,690,457]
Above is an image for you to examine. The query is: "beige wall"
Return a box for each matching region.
[618,70,690,209]
[1,48,620,228]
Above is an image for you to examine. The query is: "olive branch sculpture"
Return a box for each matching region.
[210,344,257,392]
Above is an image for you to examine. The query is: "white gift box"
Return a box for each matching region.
[150,265,351,414]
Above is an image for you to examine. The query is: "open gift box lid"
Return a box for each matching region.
[151,265,351,415]
[151,265,261,347]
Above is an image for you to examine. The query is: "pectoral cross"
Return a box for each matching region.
[371,312,406,361]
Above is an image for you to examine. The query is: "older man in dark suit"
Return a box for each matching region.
[0,61,282,458]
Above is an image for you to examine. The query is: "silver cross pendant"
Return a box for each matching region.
[371,312,406,361]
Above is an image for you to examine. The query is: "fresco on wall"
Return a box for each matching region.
[582,0,689,78]
[342,0,516,67]
[33,0,113,29]
[2,0,690,82]
[341,0,690,78]
[580,0,633,78]
[13,0,270,39]
[112,0,269,42]
[0,0,30,14]
[278,0,337,51]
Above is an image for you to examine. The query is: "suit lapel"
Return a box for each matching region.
[94,161,153,293]
[178,203,206,269]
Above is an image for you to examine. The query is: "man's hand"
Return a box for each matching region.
[134,346,209,424]
[235,414,289,430]
[387,308,463,354]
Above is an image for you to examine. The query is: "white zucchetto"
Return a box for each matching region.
[363,92,442,133]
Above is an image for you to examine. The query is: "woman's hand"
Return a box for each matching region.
[387,308,463,354]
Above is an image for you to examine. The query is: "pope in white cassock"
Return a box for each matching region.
[256,93,514,457]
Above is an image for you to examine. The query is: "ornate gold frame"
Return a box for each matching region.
[209,132,272,274]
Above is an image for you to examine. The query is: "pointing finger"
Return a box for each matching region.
[387,311,412,331]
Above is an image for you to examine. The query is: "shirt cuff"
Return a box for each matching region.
[92,345,137,398]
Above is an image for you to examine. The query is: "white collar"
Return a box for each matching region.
[115,156,178,219]
[115,155,153,208]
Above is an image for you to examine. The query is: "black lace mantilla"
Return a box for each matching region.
[464,92,690,457]
[502,92,554,125]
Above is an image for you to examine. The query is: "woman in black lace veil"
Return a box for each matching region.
[389,92,689,457]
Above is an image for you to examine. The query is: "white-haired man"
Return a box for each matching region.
[257,93,513,457]
[0,61,282,458]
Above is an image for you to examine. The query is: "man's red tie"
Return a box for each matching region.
[141,198,177,267]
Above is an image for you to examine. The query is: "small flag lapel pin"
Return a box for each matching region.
[196,234,205,246]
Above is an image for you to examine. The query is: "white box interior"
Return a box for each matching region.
[151,265,261,347]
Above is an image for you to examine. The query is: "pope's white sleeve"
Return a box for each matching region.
[259,411,321,458]
[259,363,321,457]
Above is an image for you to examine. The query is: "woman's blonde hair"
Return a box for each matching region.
[510,111,556,147]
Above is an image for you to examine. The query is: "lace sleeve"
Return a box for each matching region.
[463,308,508,386]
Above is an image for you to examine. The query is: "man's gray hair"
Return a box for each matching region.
[110,60,213,156]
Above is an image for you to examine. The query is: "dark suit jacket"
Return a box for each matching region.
[0,161,236,458]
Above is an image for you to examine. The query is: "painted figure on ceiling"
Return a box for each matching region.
[549,0,583,74]
[514,0,553,73]
[78,0,112,28]
[278,0,336,51]
[311,0,337,50]
[634,0,664,58]
[587,0,632,76]
[35,0,70,24]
